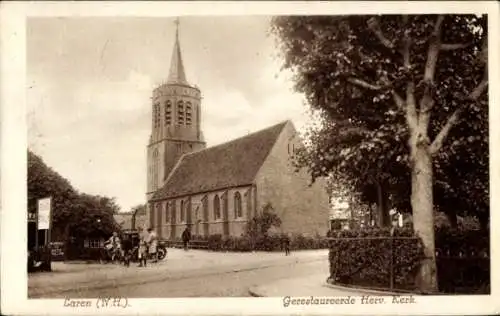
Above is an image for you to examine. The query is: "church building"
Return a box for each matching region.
[146,22,329,239]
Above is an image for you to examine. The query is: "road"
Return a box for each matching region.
[28,249,329,298]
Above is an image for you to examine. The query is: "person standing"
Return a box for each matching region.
[137,230,148,267]
[283,233,291,256]
[182,226,191,251]
[146,228,158,263]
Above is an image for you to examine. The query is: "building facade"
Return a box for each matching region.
[146,23,329,239]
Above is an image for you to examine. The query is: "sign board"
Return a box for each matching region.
[329,208,350,220]
[37,197,51,230]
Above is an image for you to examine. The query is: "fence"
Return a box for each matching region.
[328,234,490,294]
[164,239,209,250]
[435,250,490,294]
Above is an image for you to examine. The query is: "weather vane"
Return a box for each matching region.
[174,17,180,38]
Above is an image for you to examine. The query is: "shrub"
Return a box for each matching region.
[207,234,223,251]
[233,236,252,252]
[191,234,208,241]
[245,203,281,240]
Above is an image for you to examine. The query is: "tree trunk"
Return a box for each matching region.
[376,181,391,227]
[444,208,458,229]
[411,144,438,293]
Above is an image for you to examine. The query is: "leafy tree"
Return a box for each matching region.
[131,203,147,215]
[28,150,78,239]
[28,150,120,240]
[68,193,120,237]
[271,15,488,292]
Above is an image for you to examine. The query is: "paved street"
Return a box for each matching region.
[29,249,328,298]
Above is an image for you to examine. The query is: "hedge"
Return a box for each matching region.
[169,233,329,252]
[328,227,424,292]
[327,227,490,294]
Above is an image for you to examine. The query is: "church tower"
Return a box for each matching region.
[146,19,206,201]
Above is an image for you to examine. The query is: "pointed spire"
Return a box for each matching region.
[167,17,188,85]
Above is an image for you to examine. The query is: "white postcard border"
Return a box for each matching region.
[1,1,499,315]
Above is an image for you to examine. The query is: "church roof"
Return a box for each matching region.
[167,20,188,85]
[151,121,289,201]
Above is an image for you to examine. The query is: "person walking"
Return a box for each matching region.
[146,228,158,263]
[121,234,133,267]
[181,226,191,251]
[282,233,291,256]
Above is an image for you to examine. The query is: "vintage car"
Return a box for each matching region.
[28,246,52,272]
[121,229,167,261]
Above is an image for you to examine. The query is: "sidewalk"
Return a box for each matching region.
[248,274,396,297]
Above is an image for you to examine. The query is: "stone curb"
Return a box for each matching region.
[247,282,403,298]
[248,287,264,297]
[323,282,400,296]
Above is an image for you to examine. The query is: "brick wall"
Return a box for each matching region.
[255,121,330,236]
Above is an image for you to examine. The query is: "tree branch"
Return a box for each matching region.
[388,92,403,110]
[440,43,471,51]
[347,77,382,90]
[377,74,405,112]
[415,15,444,139]
[430,69,488,155]
[422,15,444,84]
[433,15,445,34]
[470,76,488,100]
[367,17,395,49]
[402,15,418,132]
[406,82,418,132]
[429,106,463,155]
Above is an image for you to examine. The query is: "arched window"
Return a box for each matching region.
[164,202,169,223]
[165,100,172,125]
[152,149,159,190]
[213,195,221,219]
[171,201,177,224]
[155,203,161,227]
[202,196,208,221]
[234,192,242,218]
[186,102,192,125]
[180,200,185,222]
[245,189,252,218]
[177,100,184,125]
[153,103,160,128]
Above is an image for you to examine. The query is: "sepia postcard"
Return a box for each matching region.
[1,1,499,315]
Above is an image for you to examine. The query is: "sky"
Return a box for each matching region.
[27,16,314,212]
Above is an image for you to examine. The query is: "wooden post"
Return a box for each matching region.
[35,209,39,250]
[64,223,70,261]
[390,228,395,290]
[47,196,53,247]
